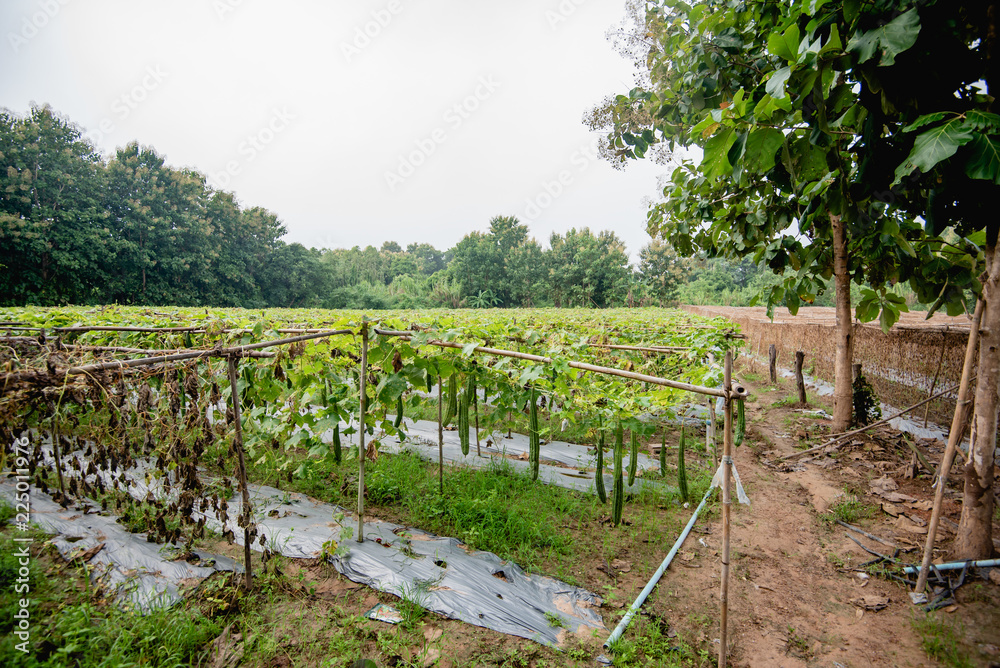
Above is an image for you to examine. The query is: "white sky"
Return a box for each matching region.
[1,0,667,260]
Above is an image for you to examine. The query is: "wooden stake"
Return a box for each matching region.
[923,332,948,428]
[226,357,254,591]
[719,350,733,668]
[916,298,984,593]
[437,375,444,494]
[357,320,368,543]
[768,344,777,384]
[707,397,718,470]
[794,351,807,404]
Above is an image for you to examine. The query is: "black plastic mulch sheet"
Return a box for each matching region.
[6,445,607,647]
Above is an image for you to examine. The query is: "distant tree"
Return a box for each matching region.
[381,240,402,253]
[0,105,109,305]
[638,239,688,305]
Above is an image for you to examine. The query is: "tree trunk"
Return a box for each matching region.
[953,239,1000,559]
[831,213,854,432]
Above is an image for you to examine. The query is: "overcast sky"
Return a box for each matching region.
[1,0,669,260]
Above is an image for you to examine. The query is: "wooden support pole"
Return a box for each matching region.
[768,344,777,384]
[719,351,734,668]
[916,298,984,593]
[357,320,368,543]
[707,397,718,470]
[923,331,948,429]
[794,351,807,404]
[226,357,254,591]
[437,375,444,494]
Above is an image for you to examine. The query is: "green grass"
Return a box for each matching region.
[912,613,975,668]
[820,493,878,526]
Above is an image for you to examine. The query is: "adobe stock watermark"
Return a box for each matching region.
[8,0,71,53]
[209,107,296,190]
[522,138,601,221]
[9,434,33,654]
[212,0,247,20]
[384,75,501,192]
[545,0,589,30]
[86,65,169,147]
[341,0,405,63]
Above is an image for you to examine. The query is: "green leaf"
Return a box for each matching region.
[847,8,920,66]
[894,119,975,182]
[765,66,792,99]
[767,24,801,62]
[461,341,480,357]
[964,134,1000,184]
[742,128,785,174]
[902,112,949,132]
[701,126,736,181]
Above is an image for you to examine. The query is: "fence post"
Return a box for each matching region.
[227,356,254,590]
[795,351,807,404]
[719,350,734,668]
[357,319,368,543]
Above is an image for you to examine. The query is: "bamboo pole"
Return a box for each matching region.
[708,397,718,470]
[587,343,689,353]
[357,320,368,543]
[719,351,733,668]
[1,329,351,386]
[778,379,966,461]
[437,375,444,494]
[923,331,948,428]
[915,298,984,593]
[374,330,747,400]
[226,357,254,591]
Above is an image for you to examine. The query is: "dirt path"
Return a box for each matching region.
[652,368,1000,667]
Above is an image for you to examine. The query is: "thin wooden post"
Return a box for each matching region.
[357,320,368,543]
[707,397,718,470]
[916,299,984,592]
[768,344,777,384]
[719,350,733,668]
[437,375,444,495]
[474,378,481,457]
[226,357,254,591]
[794,351,807,404]
[923,332,948,428]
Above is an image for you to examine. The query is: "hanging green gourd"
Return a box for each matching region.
[678,427,688,502]
[459,380,470,456]
[628,430,638,486]
[595,428,607,504]
[425,370,434,394]
[393,393,404,430]
[443,373,458,427]
[659,429,667,477]
[332,404,342,464]
[735,398,746,447]
[612,422,624,526]
[529,387,540,481]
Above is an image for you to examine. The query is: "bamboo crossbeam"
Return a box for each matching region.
[778,379,966,461]
[587,343,689,353]
[1,329,352,386]
[54,325,206,333]
[374,329,747,399]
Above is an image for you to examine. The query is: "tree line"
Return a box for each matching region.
[1,104,739,310]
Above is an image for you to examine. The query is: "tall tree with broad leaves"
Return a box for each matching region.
[0,105,109,305]
[598,0,997,557]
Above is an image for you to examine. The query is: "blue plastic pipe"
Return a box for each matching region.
[903,558,1000,574]
[604,485,717,648]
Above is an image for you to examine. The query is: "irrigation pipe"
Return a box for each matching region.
[904,559,1000,574]
[375,329,748,400]
[603,485,717,648]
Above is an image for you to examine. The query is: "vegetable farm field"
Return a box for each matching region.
[1,306,998,667]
